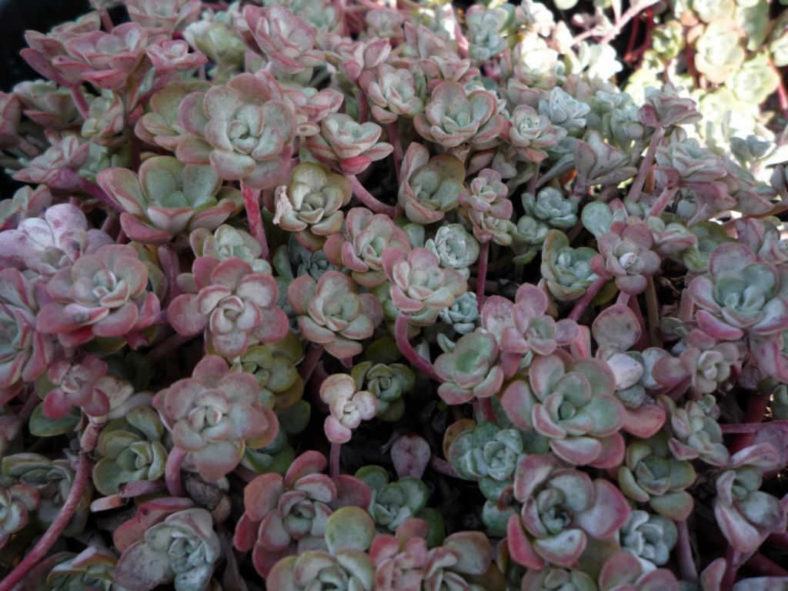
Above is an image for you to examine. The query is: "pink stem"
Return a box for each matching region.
[80,420,103,453]
[330,442,341,477]
[98,7,114,31]
[69,86,90,120]
[745,553,788,577]
[348,175,397,218]
[568,275,609,321]
[0,453,91,591]
[599,0,659,44]
[476,397,496,423]
[645,276,662,347]
[241,182,269,259]
[388,122,402,182]
[165,447,187,497]
[648,187,678,217]
[722,548,748,589]
[149,333,194,363]
[675,519,698,581]
[429,457,460,478]
[158,245,181,306]
[721,420,786,434]
[629,291,648,350]
[358,90,368,123]
[120,480,166,498]
[626,126,664,203]
[394,314,440,382]
[476,241,490,313]
[300,344,324,383]
[730,394,771,454]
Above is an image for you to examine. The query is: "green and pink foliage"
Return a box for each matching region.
[0,482,39,548]
[506,454,631,569]
[176,71,297,189]
[36,244,160,347]
[0,268,52,401]
[382,247,467,317]
[501,354,626,468]
[434,330,503,405]
[153,355,279,481]
[273,162,352,250]
[97,156,242,244]
[414,81,507,150]
[168,257,287,357]
[324,207,412,288]
[115,507,221,591]
[398,142,466,224]
[1,0,788,588]
[233,451,372,578]
[305,113,393,176]
[287,270,382,359]
[689,243,788,340]
[714,443,788,554]
[320,373,377,443]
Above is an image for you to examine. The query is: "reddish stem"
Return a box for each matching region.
[98,7,113,31]
[347,175,397,218]
[568,275,609,322]
[722,548,748,589]
[645,277,662,348]
[745,553,788,577]
[623,8,641,63]
[770,61,788,117]
[476,397,496,423]
[721,419,786,435]
[120,480,166,498]
[80,420,103,453]
[149,333,194,363]
[165,447,187,496]
[648,187,678,217]
[0,453,91,591]
[676,519,698,581]
[394,314,440,382]
[430,457,460,478]
[241,182,269,260]
[388,122,403,182]
[476,241,490,313]
[300,344,324,383]
[626,126,664,203]
[158,245,181,306]
[330,442,341,478]
[730,394,771,454]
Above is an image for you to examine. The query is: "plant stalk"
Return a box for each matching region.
[568,275,609,321]
[0,452,91,591]
[165,446,187,496]
[645,276,662,347]
[476,241,490,313]
[676,519,698,581]
[330,442,341,477]
[347,175,397,218]
[300,344,324,383]
[394,314,440,381]
[626,126,664,203]
[241,182,269,260]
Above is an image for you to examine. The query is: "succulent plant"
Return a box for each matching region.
[398,143,466,225]
[36,244,160,347]
[617,432,696,521]
[92,406,167,495]
[239,332,304,410]
[688,243,788,341]
[507,104,566,164]
[273,162,352,250]
[414,81,507,150]
[714,443,787,554]
[153,355,280,481]
[541,230,598,301]
[177,72,297,189]
[320,373,378,444]
[97,156,242,243]
[114,507,221,591]
[660,395,730,467]
[382,247,467,320]
[288,271,382,359]
[234,451,372,577]
[434,330,504,405]
[44,547,120,591]
[507,454,630,568]
[619,509,678,569]
[0,482,39,549]
[168,257,287,358]
[356,465,431,532]
[501,354,625,468]
[351,361,414,422]
[305,113,393,175]
[360,64,424,124]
